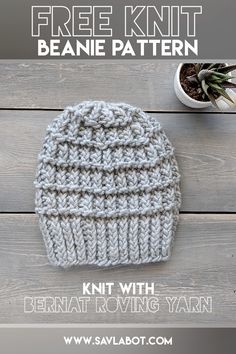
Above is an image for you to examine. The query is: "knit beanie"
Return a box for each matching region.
[35,101,181,268]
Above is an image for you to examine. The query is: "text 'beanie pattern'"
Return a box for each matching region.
[35,101,181,267]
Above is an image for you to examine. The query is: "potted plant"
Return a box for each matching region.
[174,63,236,109]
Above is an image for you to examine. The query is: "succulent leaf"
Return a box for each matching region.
[216,87,234,103]
[201,80,209,96]
[198,69,216,81]
[186,74,198,84]
[217,64,236,74]
[195,63,201,74]
[207,63,216,70]
[221,81,236,89]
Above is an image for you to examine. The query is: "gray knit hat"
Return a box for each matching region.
[35,101,181,267]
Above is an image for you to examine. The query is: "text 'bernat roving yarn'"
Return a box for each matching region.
[35,101,181,268]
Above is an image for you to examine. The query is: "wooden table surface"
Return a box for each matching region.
[0,60,235,325]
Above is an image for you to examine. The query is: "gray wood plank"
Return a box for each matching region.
[0,214,235,324]
[0,110,236,212]
[0,60,235,111]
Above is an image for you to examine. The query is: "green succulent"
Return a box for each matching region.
[187,63,236,107]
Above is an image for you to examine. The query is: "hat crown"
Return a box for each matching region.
[48,101,161,150]
[63,101,142,128]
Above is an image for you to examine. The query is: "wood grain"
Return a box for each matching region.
[0,60,235,111]
[0,214,235,324]
[0,110,236,212]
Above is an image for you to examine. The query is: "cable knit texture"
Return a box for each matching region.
[35,101,181,267]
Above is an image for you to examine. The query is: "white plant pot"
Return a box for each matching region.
[174,63,212,109]
[174,63,235,110]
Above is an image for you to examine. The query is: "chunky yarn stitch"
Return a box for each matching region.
[35,101,181,267]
